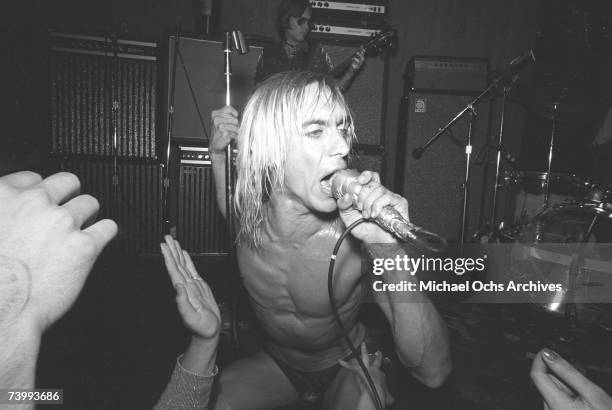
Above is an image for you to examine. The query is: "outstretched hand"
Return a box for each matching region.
[160,235,220,341]
[531,348,612,410]
[339,342,393,409]
[0,171,117,334]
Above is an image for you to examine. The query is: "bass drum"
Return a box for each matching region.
[510,202,612,321]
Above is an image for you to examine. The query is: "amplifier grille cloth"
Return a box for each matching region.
[50,53,157,158]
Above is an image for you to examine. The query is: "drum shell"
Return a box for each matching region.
[505,171,591,222]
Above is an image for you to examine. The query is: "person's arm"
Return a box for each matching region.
[0,171,117,406]
[210,106,239,219]
[336,171,451,388]
[365,242,451,388]
[530,348,612,410]
[155,235,221,410]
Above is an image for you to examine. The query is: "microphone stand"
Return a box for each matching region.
[223,31,242,352]
[162,25,181,235]
[484,76,519,241]
[412,51,533,251]
[110,32,120,235]
[223,32,235,244]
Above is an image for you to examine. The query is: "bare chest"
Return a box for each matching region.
[237,231,364,318]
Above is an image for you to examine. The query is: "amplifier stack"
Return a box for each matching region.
[309,0,388,43]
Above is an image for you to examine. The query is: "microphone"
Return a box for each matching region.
[412,147,424,159]
[231,30,249,55]
[509,49,536,68]
[199,0,213,34]
[330,169,447,252]
[200,0,212,16]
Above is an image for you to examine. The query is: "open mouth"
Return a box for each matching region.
[320,172,335,196]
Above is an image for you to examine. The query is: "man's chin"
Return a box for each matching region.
[314,196,338,214]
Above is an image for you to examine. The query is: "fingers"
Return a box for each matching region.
[336,192,353,212]
[82,219,118,253]
[211,107,240,154]
[540,348,598,398]
[357,170,380,184]
[353,171,409,220]
[212,105,238,118]
[182,250,200,278]
[172,238,186,267]
[212,107,239,132]
[38,172,81,204]
[530,350,573,409]
[0,171,42,189]
[62,194,100,228]
[160,242,183,285]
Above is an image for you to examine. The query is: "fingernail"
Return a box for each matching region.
[542,349,559,361]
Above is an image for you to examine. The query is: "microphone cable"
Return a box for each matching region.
[327,218,385,410]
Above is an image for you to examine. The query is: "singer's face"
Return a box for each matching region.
[283,85,350,213]
[285,8,311,45]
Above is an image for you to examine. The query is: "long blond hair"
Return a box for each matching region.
[234,71,355,247]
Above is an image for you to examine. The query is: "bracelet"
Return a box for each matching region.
[177,354,219,378]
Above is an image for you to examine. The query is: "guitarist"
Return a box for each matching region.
[254,0,365,91]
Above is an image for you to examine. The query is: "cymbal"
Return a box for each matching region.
[507,82,600,124]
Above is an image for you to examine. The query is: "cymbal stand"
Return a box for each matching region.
[487,76,519,240]
[543,88,566,209]
[412,51,534,250]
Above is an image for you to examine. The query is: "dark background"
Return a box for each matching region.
[2,1,612,409]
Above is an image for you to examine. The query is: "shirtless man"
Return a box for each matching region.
[210,71,451,409]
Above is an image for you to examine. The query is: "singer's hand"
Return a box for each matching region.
[210,105,239,156]
[337,171,409,243]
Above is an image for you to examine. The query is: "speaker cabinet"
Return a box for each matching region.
[176,163,228,255]
[49,33,158,158]
[320,43,388,146]
[57,158,164,255]
[162,36,264,145]
[396,91,491,241]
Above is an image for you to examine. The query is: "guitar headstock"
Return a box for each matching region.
[363,29,398,56]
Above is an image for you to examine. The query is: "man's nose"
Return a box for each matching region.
[330,130,350,157]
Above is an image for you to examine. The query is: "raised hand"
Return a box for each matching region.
[0,171,117,333]
[160,235,220,341]
[531,348,612,410]
[210,105,239,156]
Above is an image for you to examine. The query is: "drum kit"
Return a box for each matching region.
[478,81,612,322]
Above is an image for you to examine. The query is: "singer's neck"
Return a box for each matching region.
[264,194,339,243]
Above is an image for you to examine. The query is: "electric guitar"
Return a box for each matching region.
[328,29,397,76]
